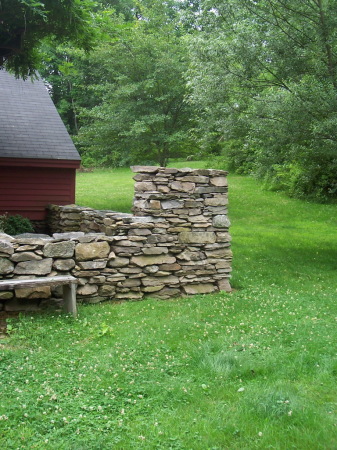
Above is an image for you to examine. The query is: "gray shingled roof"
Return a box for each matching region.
[0,70,81,161]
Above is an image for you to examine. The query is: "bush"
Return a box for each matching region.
[0,214,35,236]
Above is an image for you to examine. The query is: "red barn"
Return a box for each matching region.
[0,70,81,229]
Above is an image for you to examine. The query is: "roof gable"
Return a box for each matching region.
[0,70,81,161]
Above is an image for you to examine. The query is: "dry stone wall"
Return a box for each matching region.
[0,166,232,312]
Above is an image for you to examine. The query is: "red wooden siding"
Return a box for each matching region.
[0,166,77,220]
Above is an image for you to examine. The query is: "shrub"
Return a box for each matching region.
[0,213,34,236]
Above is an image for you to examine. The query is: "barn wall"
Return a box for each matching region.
[0,166,76,221]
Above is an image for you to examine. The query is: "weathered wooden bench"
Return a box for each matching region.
[0,275,78,317]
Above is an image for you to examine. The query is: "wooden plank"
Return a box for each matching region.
[0,276,77,290]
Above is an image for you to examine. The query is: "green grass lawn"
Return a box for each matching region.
[1,164,336,449]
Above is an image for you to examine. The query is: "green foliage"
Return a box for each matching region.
[1,171,336,448]
[0,214,34,235]
[74,23,195,167]
[1,0,96,78]
[188,0,337,201]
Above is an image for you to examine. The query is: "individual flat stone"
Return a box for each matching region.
[14,258,53,275]
[183,283,217,294]
[115,291,144,299]
[170,181,195,193]
[98,285,116,296]
[108,257,130,268]
[77,284,98,296]
[118,279,141,287]
[206,248,233,259]
[152,287,181,298]
[195,187,228,194]
[215,232,232,242]
[142,247,168,255]
[78,260,107,270]
[11,252,42,262]
[210,176,228,187]
[131,165,159,173]
[218,279,232,292]
[0,233,14,242]
[0,257,14,274]
[142,275,179,286]
[53,259,76,271]
[177,250,204,261]
[131,255,176,267]
[0,291,13,299]
[143,285,165,293]
[179,175,209,183]
[52,232,85,239]
[43,241,75,258]
[0,240,14,255]
[161,200,182,210]
[204,197,229,207]
[134,181,157,192]
[15,286,51,299]
[75,241,110,261]
[179,232,216,244]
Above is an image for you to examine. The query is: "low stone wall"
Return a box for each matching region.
[0,166,232,312]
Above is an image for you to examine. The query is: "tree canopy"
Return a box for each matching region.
[3,0,337,199]
[187,0,337,199]
[0,0,96,77]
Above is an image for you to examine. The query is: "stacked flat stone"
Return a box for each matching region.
[130,166,231,294]
[47,205,94,233]
[0,166,232,312]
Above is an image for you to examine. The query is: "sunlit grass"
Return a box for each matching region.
[1,163,336,449]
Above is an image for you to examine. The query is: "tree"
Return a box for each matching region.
[187,0,337,200]
[75,22,195,167]
[0,0,96,77]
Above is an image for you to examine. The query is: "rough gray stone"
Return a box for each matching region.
[0,257,14,274]
[142,247,168,255]
[213,215,231,228]
[177,250,204,261]
[142,275,179,286]
[161,200,182,210]
[15,286,51,299]
[108,257,130,268]
[131,255,176,267]
[143,285,165,293]
[115,291,143,299]
[131,165,159,173]
[98,285,116,296]
[43,241,75,258]
[218,279,232,292]
[134,181,157,192]
[0,291,14,300]
[0,233,14,242]
[52,232,85,239]
[170,181,195,193]
[204,197,228,207]
[179,232,216,245]
[210,176,228,187]
[75,241,110,261]
[179,175,209,183]
[14,258,53,275]
[11,252,42,262]
[183,283,216,295]
[0,240,14,255]
[78,260,107,270]
[53,259,76,271]
[77,284,98,296]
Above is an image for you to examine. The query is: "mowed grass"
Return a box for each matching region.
[0,163,336,449]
